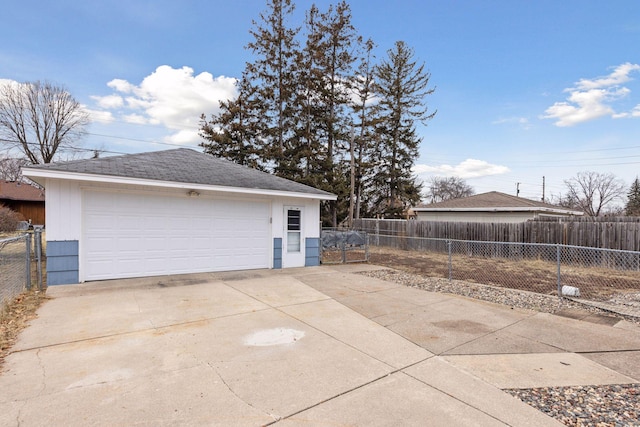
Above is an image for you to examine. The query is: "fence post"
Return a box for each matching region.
[447,240,452,281]
[556,244,561,297]
[35,228,43,291]
[365,233,370,262]
[25,233,32,290]
[319,224,324,264]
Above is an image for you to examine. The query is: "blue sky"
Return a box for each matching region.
[2,0,640,202]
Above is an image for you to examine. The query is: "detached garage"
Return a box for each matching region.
[23,149,336,285]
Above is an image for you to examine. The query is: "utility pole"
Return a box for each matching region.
[516,182,520,197]
[541,176,546,202]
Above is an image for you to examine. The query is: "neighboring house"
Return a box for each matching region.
[23,149,336,285]
[412,191,583,223]
[0,181,45,225]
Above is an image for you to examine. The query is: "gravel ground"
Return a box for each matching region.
[505,385,640,427]
[359,269,640,427]
[359,269,640,325]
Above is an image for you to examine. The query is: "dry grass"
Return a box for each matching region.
[0,231,24,240]
[0,290,48,371]
[321,248,369,264]
[0,246,49,372]
[0,230,48,371]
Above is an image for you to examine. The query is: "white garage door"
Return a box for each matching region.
[82,190,271,281]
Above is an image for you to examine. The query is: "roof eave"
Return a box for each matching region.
[22,168,337,201]
[413,206,584,215]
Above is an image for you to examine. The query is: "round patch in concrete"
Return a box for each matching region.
[244,328,305,346]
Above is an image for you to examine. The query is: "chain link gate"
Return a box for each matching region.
[320,229,369,264]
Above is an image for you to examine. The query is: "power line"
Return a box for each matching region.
[1,132,203,158]
[80,132,201,150]
[548,144,640,154]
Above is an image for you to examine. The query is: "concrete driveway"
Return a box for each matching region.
[1,264,639,426]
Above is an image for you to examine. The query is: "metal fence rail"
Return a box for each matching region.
[365,233,640,318]
[0,230,44,307]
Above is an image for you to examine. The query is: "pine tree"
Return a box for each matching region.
[372,41,436,218]
[350,38,379,220]
[199,0,299,175]
[299,1,359,226]
[199,3,437,225]
[626,177,640,216]
[199,76,263,169]
[244,0,300,177]
[293,4,324,186]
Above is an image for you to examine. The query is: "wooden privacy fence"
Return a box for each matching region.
[354,218,640,252]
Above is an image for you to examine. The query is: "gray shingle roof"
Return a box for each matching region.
[415,191,581,213]
[27,148,335,198]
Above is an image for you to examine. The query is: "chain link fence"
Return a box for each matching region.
[0,229,44,307]
[320,229,370,264]
[367,233,640,318]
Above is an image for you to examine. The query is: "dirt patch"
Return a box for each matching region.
[367,246,640,300]
[321,248,369,264]
[0,290,49,371]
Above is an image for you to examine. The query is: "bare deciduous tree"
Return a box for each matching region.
[548,191,580,210]
[0,80,89,164]
[564,171,626,217]
[425,176,474,203]
[0,156,29,181]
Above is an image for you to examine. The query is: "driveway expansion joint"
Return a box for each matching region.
[269,368,426,426]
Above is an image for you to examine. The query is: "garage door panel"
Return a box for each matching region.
[83,191,270,281]
[118,259,145,275]
[168,236,191,250]
[86,259,114,277]
[118,214,142,231]
[85,213,115,231]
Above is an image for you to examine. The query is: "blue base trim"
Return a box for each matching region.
[273,238,282,269]
[47,241,79,285]
[305,237,320,267]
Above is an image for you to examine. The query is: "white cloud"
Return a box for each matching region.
[492,116,531,130]
[122,113,148,125]
[165,129,200,145]
[91,94,124,109]
[542,63,640,127]
[84,108,115,124]
[107,79,136,93]
[576,62,640,90]
[613,104,640,119]
[413,159,510,179]
[92,65,237,144]
[0,78,22,90]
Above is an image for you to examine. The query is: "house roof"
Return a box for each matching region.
[0,181,45,202]
[413,191,583,215]
[22,148,337,200]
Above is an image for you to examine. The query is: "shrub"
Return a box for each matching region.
[0,205,22,232]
